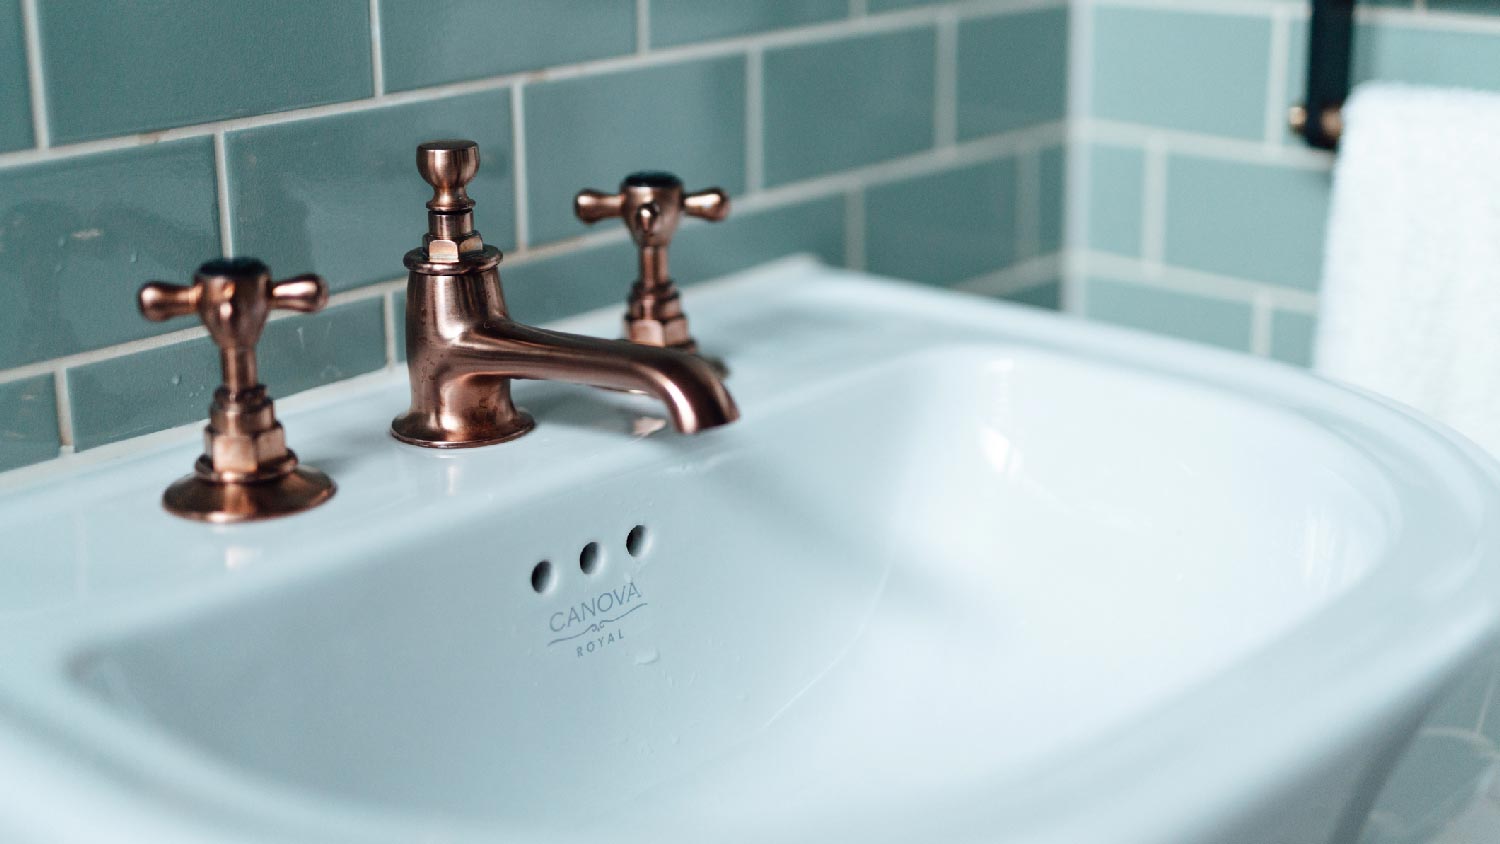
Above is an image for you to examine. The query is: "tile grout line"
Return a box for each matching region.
[636,0,651,53]
[511,84,530,249]
[955,253,1065,297]
[844,187,866,271]
[1016,149,1041,260]
[0,279,404,388]
[0,0,1065,171]
[737,121,1066,213]
[1250,291,1274,356]
[1061,0,1096,316]
[212,132,235,256]
[745,47,764,193]
[1099,0,1500,36]
[1084,250,1320,311]
[0,121,1067,390]
[51,366,73,450]
[1093,0,1307,17]
[934,11,959,149]
[1263,4,1291,147]
[18,0,49,148]
[1139,135,1168,275]
[368,0,386,95]
[1085,118,1332,170]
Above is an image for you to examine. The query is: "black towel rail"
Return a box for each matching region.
[1291,0,1354,150]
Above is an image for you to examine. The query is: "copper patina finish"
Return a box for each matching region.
[574,172,729,363]
[391,140,739,448]
[137,259,336,522]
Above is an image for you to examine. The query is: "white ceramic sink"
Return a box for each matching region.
[2,257,1499,843]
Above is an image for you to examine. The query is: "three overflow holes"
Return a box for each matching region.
[530,524,651,595]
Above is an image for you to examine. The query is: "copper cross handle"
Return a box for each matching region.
[136,258,334,523]
[139,258,327,394]
[574,171,729,249]
[574,173,730,360]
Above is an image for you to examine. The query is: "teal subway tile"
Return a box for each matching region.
[763,28,935,186]
[651,0,845,47]
[0,140,219,370]
[394,291,408,362]
[957,9,1068,139]
[380,1,634,92]
[68,336,219,451]
[1270,310,1316,367]
[1088,143,1145,257]
[69,300,385,451]
[1091,7,1270,140]
[1355,21,1500,93]
[39,0,371,144]
[505,197,844,325]
[1086,278,1253,351]
[525,57,746,246]
[1005,281,1061,311]
[257,299,386,396]
[1163,154,1330,291]
[228,91,515,294]
[0,0,31,151]
[502,241,635,326]
[869,0,940,9]
[0,375,59,471]
[670,195,845,281]
[1038,146,1066,256]
[865,158,1018,287]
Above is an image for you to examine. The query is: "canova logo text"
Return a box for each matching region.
[547,582,648,656]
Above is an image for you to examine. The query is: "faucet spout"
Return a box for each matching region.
[476,320,739,433]
[392,256,738,448]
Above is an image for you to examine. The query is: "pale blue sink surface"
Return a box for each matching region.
[1,257,1499,843]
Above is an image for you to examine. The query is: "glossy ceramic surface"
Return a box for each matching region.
[1,257,1499,843]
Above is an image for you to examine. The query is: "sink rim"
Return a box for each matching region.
[0,256,1498,843]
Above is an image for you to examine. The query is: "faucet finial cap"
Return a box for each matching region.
[417,139,479,213]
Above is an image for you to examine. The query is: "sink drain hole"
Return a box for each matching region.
[530,561,555,594]
[626,524,650,558]
[579,542,601,574]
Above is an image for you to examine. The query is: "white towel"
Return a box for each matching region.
[1316,83,1500,455]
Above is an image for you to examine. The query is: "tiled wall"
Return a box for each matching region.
[0,0,1069,474]
[1071,0,1500,363]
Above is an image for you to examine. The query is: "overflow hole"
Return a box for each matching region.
[579,542,601,575]
[626,524,650,558]
[530,561,555,594]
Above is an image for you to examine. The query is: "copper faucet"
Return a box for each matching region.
[391,140,739,448]
[575,173,729,365]
[137,259,336,522]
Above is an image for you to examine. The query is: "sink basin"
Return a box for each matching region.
[1,256,1499,843]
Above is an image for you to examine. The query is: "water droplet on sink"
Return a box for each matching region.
[634,648,660,665]
[170,374,181,386]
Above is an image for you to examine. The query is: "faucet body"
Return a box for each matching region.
[391,140,738,448]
